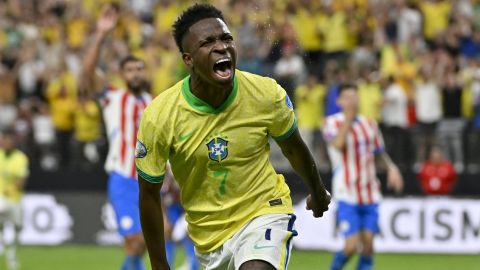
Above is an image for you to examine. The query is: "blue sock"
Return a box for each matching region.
[132,255,145,270]
[357,255,373,270]
[182,237,199,270]
[121,255,145,270]
[165,240,175,266]
[330,251,349,270]
[121,256,135,270]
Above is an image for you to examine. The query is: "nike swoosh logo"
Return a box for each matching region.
[178,129,196,142]
[253,243,276,250]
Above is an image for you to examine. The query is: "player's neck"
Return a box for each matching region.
[128,89,143,97]
[189,77,233,108]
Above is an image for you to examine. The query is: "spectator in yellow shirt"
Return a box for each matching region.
[0,128,29,270]
[420,0,452,43]
[319,5,353,67]
[290,3,324,76]
[73,91,102,169]
[295,75,329,170]
[358,70,383,122]
[46,68,77,168]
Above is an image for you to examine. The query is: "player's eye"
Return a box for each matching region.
[201,39,214,47]
[222,35,233,42]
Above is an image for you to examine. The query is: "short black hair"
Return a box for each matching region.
[338,83,358,95]
[172,3,226,53]
[119,55,143,70]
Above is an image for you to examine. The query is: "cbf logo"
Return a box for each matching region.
[206,137,229,162]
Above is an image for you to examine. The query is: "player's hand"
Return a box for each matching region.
[306,191,331,218]
[387,165,404,194]
[97,5,118,34]
[344,107,356,124]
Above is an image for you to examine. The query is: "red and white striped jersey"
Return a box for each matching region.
[101,87,152,179]
[323,112,385,204]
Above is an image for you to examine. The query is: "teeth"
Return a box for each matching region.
[215,59,230,64]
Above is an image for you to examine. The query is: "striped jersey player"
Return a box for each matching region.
[323,83,403,270]
[80,6,151,269]
[323,111,384,205]
[102,85,152,179]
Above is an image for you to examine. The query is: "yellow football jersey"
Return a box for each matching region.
[136,70,296,253]
[0,149,29,203]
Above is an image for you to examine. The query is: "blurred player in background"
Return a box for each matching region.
[137,4,330,270]
[323,84,404,270]
[80,5,152,270]
[162,164,198,270]
[0,128,29,270]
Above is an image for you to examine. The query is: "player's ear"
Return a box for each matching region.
[183,53,193,68]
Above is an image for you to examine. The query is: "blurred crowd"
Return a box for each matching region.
[0,0,480,180]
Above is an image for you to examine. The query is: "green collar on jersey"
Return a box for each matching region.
[181,75,238,114]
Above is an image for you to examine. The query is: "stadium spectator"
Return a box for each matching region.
[413,67,442,168]
[294,74,328,170]
[437,68,466,172]
[31,101,56,170]
[396,0,423,46]
[467,67,480,171]
[290,1,324,77]
[420,0,452,47]
[319,4,351,68]
[45,61,77,168]
[273,42,307,99]
[381,77,411,169]
[357,69,383,122]
[0,128,29,270]
[72,91,102,170]
[418,145,457,195]
[0,100,17,132]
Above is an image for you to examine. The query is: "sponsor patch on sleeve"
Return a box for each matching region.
[135,140,147,158]
[285,94,293,109]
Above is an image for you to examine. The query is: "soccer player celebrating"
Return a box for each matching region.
[323,84,404,270]
[136,4,331,270]
[80,5,152,270]
[0,128,29,270]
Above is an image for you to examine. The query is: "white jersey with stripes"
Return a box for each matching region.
[101,87,152,179]
[323,112,385,205]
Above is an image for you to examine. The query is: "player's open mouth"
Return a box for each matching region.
[213,58,233,79]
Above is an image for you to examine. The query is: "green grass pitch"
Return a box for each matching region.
[9,245,478,270]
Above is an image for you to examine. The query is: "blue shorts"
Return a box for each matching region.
[166,202,183,225]
[336,201,379,237]
[108,172,142,236]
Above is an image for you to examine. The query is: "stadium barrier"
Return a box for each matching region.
[293,197,480,254]
[10,193,480,254]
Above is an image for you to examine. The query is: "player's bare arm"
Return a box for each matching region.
[138,177,171,270]
[276,130,330,217]
[79,4,119,96]
[379,152,404,194]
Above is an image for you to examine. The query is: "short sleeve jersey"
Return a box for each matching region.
[0,149,29,203]
[136,70,297,253]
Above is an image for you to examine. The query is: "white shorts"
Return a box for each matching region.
[0,199,22,228]
[196,213,297,270]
